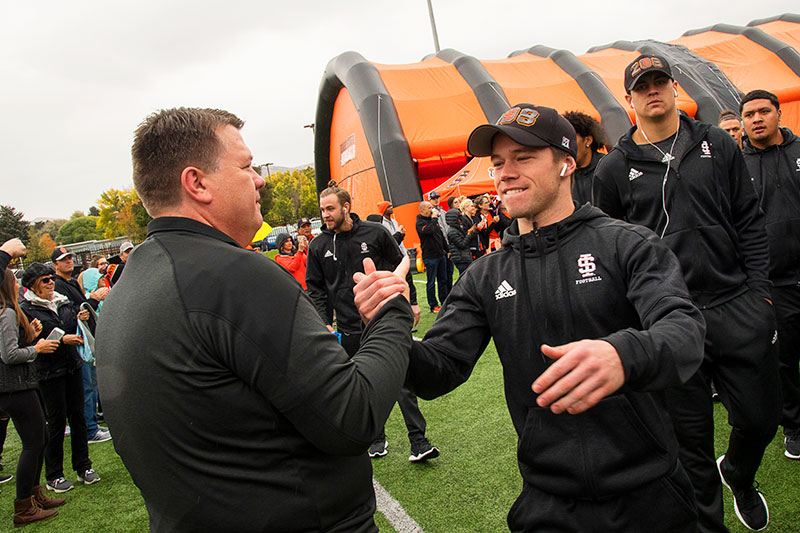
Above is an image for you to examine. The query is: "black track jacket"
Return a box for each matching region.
[306,213,416,334]
[96,217,413,532]
[593,114,770,308]
[408,205,705,504]
[742,127,800,287]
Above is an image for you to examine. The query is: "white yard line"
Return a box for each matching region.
[373,477,424,533]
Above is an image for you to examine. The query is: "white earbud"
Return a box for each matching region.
[560,162,568,177]
[630,101,635,109]
[673,89,679,97]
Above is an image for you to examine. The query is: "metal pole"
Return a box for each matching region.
[426,0,440,53]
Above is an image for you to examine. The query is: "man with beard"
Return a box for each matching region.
[307,184,440,462]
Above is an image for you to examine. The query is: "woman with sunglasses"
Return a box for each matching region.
[20,263,98,496]
[0,248,65,526]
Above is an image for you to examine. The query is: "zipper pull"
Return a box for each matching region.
[533,222,540,237]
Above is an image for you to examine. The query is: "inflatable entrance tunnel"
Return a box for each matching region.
[313,13,800,245]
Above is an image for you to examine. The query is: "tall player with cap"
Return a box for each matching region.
[407,103,705,531]
[594,55,779,532]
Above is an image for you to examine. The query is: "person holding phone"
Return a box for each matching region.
[20,263,101,494]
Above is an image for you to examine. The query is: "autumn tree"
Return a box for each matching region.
[97,188,151,242]
[0,205,30,244]
[265,168,318,226]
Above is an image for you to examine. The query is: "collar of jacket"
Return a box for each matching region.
[147,216,241,248]
[501,203,604,255]
[742,126,798,154]
[24,289,68,314]
[616,112,709,161]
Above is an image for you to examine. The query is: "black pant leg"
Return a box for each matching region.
[709,291,780,489]
[0,390,47,500]
[38,377,67,481]
[664,369,728,533]
[772,284,800,432]
[64,368,92,475]
[396,388,426,443]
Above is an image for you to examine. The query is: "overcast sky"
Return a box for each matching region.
[2,1,796,220]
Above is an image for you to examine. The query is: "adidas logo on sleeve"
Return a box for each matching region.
[495,280,517,300]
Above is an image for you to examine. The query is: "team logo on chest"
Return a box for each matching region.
[795,158,800,172]
[360,242,369,254]
[575,253,603,285]
[700,140,712,158]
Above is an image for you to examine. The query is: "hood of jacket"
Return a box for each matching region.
[614,112,710,161]
[501,203,606,255]
[742,126,798,155]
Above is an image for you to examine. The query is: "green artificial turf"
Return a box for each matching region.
[0,271,795,531]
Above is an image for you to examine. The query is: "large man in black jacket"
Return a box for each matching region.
[307,186,438,463]
[741,89,800,461]
[409,103,705,531]
[593,56,780,532]
[97,108,415,532]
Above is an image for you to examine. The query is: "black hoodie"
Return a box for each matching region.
[572,150,603,205]
[306,213,416,333]
[408,204,705,502]
[594,114,770,308]
[742,127,800,286]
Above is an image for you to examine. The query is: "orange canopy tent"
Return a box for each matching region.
[314,13,800,246]
[430,157,495,202]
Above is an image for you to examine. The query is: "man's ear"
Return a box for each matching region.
[180,166,213,205]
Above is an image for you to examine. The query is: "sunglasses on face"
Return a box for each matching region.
[40,276,56,283]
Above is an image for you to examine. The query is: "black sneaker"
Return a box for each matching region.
[368,439,388,458]
[716,455,769,531]
[785,427,800,460]
[0,474,12,484]
[409,438,440,462]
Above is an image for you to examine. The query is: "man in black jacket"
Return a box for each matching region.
[416,201,450,312]
[307,185,438,462]
[741,89,800,461]
[409,103,704,531]
[51,248,110,445]
[563,110,607,205]
[593,56,780,532]
[97,108,414,532]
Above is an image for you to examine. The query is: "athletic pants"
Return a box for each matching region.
[0,389,47,500]
[39,369,92,480]
[341,331,427,444]
[772,284,800,433]
[664,289,780,533]
[507,463,697,532]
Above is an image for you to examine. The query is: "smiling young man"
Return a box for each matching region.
[740,89,800,463]
[594,56,780,532]
[97,108,415,532]
[407,103,705,531]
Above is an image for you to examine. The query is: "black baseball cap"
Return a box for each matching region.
[50,246,72,262]
[624,54,673,93]
[297,217,311,227]
[467,104,577,159]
